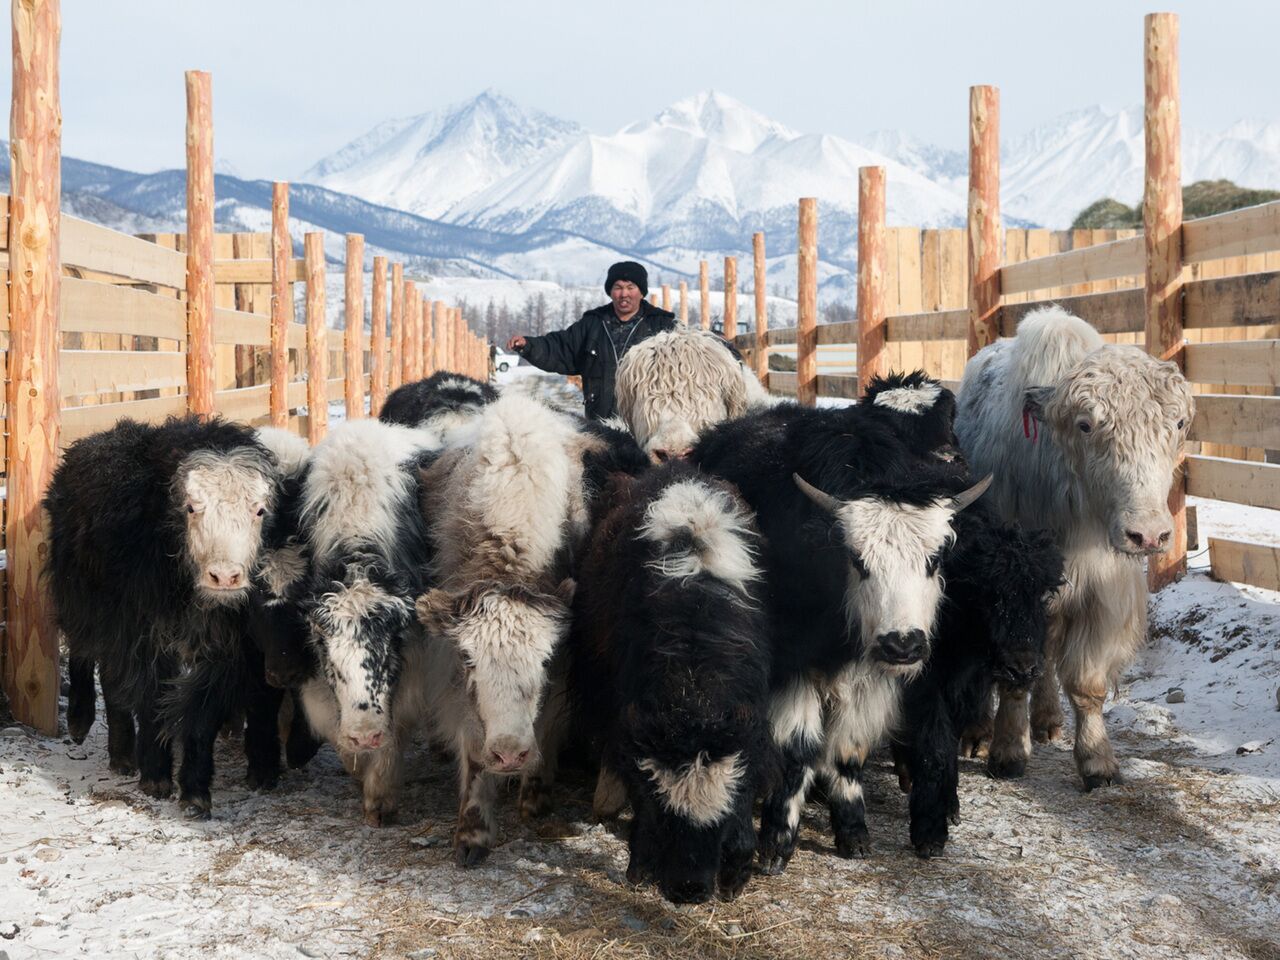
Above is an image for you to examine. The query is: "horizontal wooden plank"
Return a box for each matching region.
[61,395,187,445]
[288,380,307,408]
[61,276,185,340]
[1189,394,1280,449]
[215,383,270,422]
[816,320,859,346]
[61,350,186,397]
[214,258,306,283]
[326,377,345,402]
[1209,537,1280,592]
[767,327,798,347]
[887,309,969,342]
[1187,456,1280,511]
[768,371,797,395]
[62,215,186,288]
[1184,271,1280,330]
[214,308,271,346]
[1001,288,1145,337]
[998,234,1144,296]
[1184,340,1280,387]
[1183,201,1280,265]
[817,374,859,400]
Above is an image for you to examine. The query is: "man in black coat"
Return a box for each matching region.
[507,261,677,420]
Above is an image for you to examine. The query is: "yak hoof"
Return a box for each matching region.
[110,756,139,777]
[1082,773,1114,792]
[519,786,550,822]
[958,735,990,760]
[455,841,490,868]
[180,795,212,821]
[246,767,279,792]
[834,829,871,860]
[758,853,789,876]
[987,755,1027,780]
[896,768,913,794]
[949,808,961,827]
[67,714,94,745]
[363,807,397,828]
[138,776,171,799]
[1031,721,1062,744]
[914,840,946,859]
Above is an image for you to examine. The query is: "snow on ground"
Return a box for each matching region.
[2,403,1278,959]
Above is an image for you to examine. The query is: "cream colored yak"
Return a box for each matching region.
[955,306,1193,790]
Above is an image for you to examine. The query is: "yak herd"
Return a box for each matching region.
[45,305,1194,905]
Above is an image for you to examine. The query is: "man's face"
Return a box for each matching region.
[611,280,641,317]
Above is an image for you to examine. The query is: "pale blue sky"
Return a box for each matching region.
[9,1,1277,179]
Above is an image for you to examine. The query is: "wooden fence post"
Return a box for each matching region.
[389,263,404,389]
[185,69,215,416]
[4,0,62,734]
[304,233,327,443]
[699,260,710,331]
[402,281,417,384]
[269,182,290,427]
[679,280,688,326]
[1144,12,1186,590]
[661,283,671,312]
[967,84,1001,357]
[422,299,434,378]
[723,257,738,339]
[370,256,388,415]
[434,300,447,374]
[797,198,818,407]
[753,232,768,382]
[858,167,887,396]
[344,234,364,419]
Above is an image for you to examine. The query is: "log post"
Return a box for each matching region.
[452,308,463,373]
[678,280,688,325]
[434,300,447,374]
[661,283,671,312]
[699,260,710,330]
[723,257,738,340]
[796,198,819,406]
[967,84,1001,357]
[422,300,435,376]
[402,281,417,384]
[389,263,404,389]
[753,232,768,382]
[269,182,290,427]
[857,167,887,396]
[304,232,327,443]
[184,69,215,415]
[5,0,62,733]
[343,234,364,419]
[370,255,388,415]
[1144,12,1186,591]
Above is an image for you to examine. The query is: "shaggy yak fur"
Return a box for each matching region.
[571,463,775,904]
[956,306,1194,789]
[415,394,644,866]
[890,501,1065,856]
[50,416,287,817]
[378,372,498,445]
[614,328,774,463]
[295,418,438,826]
[692,401,988,871]
[861,371,962,464]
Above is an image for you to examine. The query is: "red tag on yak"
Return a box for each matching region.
[1022,410,1039,442]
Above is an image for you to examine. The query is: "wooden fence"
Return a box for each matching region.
[723,13,1279,603]
[0,0,490,732]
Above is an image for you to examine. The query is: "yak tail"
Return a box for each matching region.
[637,478,761,596]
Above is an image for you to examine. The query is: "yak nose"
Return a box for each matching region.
[651,447,692,464]
[1125,527,1173,553]
[876,629,928,665]
[205,564,245,589]
[665,878,714,905]
[488,746,531,772]
[346,731,383,751]
[996,649,1042,689]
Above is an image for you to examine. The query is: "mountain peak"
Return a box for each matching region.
[623,90,799,152]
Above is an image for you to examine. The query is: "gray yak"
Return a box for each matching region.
[955,306,1193,789]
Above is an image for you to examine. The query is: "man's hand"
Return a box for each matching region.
[507,334,527,352]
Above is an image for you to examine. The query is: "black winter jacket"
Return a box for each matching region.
[517,301,678,420]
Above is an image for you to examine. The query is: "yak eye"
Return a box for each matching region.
[186,504,196,515]
[848,551,869,578]
[925,556,941,577]
[256,507,266,517]
[1077,421,1092,434]
[1176,418,1185,430]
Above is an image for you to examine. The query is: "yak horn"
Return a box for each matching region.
[951,474,994,513]
[793,473,842,515]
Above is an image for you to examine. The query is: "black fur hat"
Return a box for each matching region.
[605,261,648,296]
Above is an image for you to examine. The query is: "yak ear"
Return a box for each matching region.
[415,588,457,631]
[1022,386,1055,422]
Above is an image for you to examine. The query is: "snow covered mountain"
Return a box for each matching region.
[869,104,1280,228]
[307,90,970,279]
[303,90,583,221]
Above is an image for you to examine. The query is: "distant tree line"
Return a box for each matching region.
[1071,179,1280,229]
